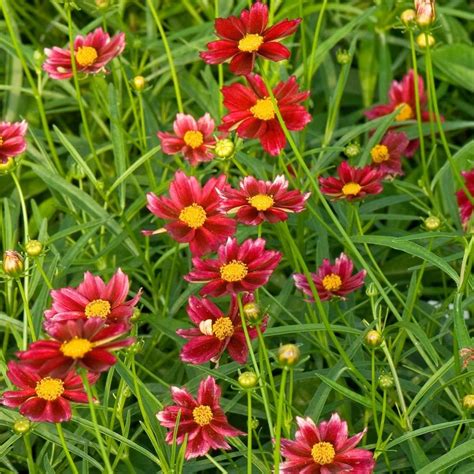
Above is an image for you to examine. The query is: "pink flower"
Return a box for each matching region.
[157,113,216,166]
[370,131,410,178]
[456,170,474,229]
[157,376,244,459]
[281,413,375,473]
[43,27,125,80]
[0,120,28,163]
[218,175,310,225]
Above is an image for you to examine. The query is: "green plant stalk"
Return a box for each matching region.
[56,423,79,474]
[23,433,36,474]
[247,390,253,474]
[256,326,277,405]
[273,367,288,472]
[16,278,36,349]
[306,0,329,89]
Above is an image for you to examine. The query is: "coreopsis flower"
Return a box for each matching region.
[0,361,98,423]
[17,318,134,378]
[185,237,281,297]
[43,27,125,80]
[370,131,410,178]
[157,376,244,459]
[456,170,474,228]
[0,120,28,164]
[144,171,236,256]
[319,161,383,201]
[293,252,366,301]
[218,175,310,225]
[44,268,142,323]
[157,113,216,166]
[200,1,301,75]
[280,414,375,473]
[219,74,311,156]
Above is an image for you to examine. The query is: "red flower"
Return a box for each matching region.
[219,74,311,156]
[157,376,244,459]
[0,361,98,423]
[44,268,141,324]
[0,120,28,164]
[185,237,281,297]
[280,414,375,473]
[319,161,383,201]
[43,27,125,80]
[157,113,216,166]
[200,1,301,75]
[144,171,236,256]
[293,253,366,301]
[370,131,410,178]
[17,318,133,378]
[456,170,474,228]
[218,175,310,225]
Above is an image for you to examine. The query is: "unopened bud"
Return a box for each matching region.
[416,33,435,49]
[238,371,258,389]
[243,302,260,321]
[13,418,31,434]
[416,0,435,26]
[25,240,43,257]
[278,344,300,367]
[400,9,417,26]
[463,394,474,410]
[133,75,146,91]
[365,282,378,298]
[424,216,440,231]
[336,49,351,65]
[131,307,141,322]
[365,330,383,348]
[95,0,109,8]
[2,251,24,277]
[378,374,394,390]
[343,142,361,158]
[0,157,16,174]
[214,139,235,159]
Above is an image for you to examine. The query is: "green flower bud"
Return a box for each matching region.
[343,142,361,158]
[416,33,435,49]
[365,330,383,348]
[214,139,235,159]
[424,216,440,231]
[238,371,258,389]
[133,75,146,91]
[278,344,300,367]
[25,240,43,257]
[463,394,474,410]
[400,9,417,26]
[336,49,351,65]
[13,418,31,434]
[378,374,394,390]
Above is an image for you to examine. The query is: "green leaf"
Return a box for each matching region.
[417,439,474,473]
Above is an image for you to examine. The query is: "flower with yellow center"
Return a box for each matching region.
[84,299,111,319]
[75,46,98,67]
[60,337,93,359]
[311,441,336,465]
[192,405,213,426]
[370,144,390,163]
[238,34,264,52]
[183,130,204,149]
[322,273,342,292]
[179,203,207,229]
[220,260,248,282]
[35,377,65,401]
[248,194,274,211]
[342,182,362,196]
[250,97,275,121]
[395,103,414,122]
[212,317,234,340]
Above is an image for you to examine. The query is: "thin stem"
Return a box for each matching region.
[23,433,36,474]
[16,278,36,349]
[306,0,329,89]
[56,423,79,474]
[273,367,288,472]
[247,390,253,474]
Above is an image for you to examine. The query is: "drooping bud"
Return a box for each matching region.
[416,33,435,49]
[415,0,435,27]
[214,138,235,159]
[462,394,474,410]
[13,418,31,434]
[238,371,258,389]
[365,330,383,348]
[133,75,146,91]
[277,344,300,367]
[25,240,43,257]
[424,215,440,231]
[343,142,361,158]
[400,9,417,26]
[378,374,394,390]
[2,250,24,277]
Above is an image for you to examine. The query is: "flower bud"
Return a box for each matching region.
[0,157,17,174]
[2,250,24,277]
[238,371,258,389]
[13,418,31,434]
[250,418,259,430]
[343,142,361,158]
[378,374,394,390]
[133,75,146,91]
[462,394,474,410]
[214,138,235,159]
[365,282,378,298]
[243,302,260,322]
[25,240,43,257]
[424,215,440,231]
[131,307,141,322]
[416,33,435,49]
[400,9,417,26]
[365,330,383,348]
[416,0,435,27]
[336,49,351,65]
[95,0,109,8]
[278,344,300,367]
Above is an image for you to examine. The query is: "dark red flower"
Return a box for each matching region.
[144,171,236,256]
[370,131,410,178]
[157,376,244,459]
[0,120,28,164]
[219,74,311,156]
[456,170,474,229]
[185,237,281,297]
[200,1,301,75]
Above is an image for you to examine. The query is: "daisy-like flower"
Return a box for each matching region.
[144,171,236,256]
[293,253,366,301]
[200,1,301,75]
[17,318,134,378]
[370,131,410,178]
[456,170,474,229]
[219,74,311,156]
[157,113,216,166]
[280,413,375,473]
[218,175,310,225]
[157,376,244,459]
[0,120,28,164]
[185,237,282,297]
[0,361,98,423]
[319,161,383,201]
[177,294,265,365]
[43,27,125,80]
[44,268,141,324]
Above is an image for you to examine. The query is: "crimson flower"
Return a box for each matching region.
[0,120,28,164]
[293,253,366,301]
[280,414,375,473]
[219,74,311,156]
[319,161,383,201]
[43,27,125,80]
[200,1,301,75]
[44,268,141,324]
[456,170,474,229]
[157,113,216,166]
[157,376,244,459]
[370,131,410,178]
[185,237,281,297]
[218,175,310,225]
[144,171,236,256]
[0,361,98,423]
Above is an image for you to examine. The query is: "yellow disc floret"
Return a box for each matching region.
[238,34,264,52]
[192,405,213,426]
[179,203,207,229]
[342,182,362,196]
[248,194,274,211]
[250,97,275,121]
[75,46,98,67]
[370,144,390,163]
[311,441,336,465]
[322,273,342,291]
[84,299,111,319]
[60,337,93,359]
[35,377,65,401]
[212,317,234,340]
[220,260,248,282]
[395,103,414,122]
[183,130,204,149]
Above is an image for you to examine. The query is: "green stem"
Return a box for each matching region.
[23,433,36,474]
[56,423,79,474]
[247,390,253,474]
[273,367,288,472]
[306,0,329,89]
[16,278,36,349]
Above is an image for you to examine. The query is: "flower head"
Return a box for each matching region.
[144,171,236,256]
[370,131,410,178]
[416,0,436,26]
[157,376,244,459]
[281,414,375,473]
[185,237,281,297]
[456,170,474,229]
[200,1,301,75]
[158,113,216,166]
[219,74,311,156]
[0,120,28,164]
[43,27,125,80]
[293,253,366,301]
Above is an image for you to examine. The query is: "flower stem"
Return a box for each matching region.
[56,423,79,474]
[273,367,288,472]
[16,278,36,349]
[246,390,253,474]
[23,433,36,474]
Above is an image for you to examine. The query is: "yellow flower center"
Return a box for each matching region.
[35,377,65,401]
[311,441,336,465]
[322,273,342,291]
[250,97,275,121]
[238,33,264,52]
[60,337,93,359]
[75,46,98,67]
[84,299,111,319]
[192,405,213,426]
[183,130,204,149]
[395,102,414,122]
[179,203,207,229]
[370,144,390,163]
[212,317,234,340]
[342,182,362,196]
[248,194,274,211]
[220,260,248,282]
[0,136,3,146]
